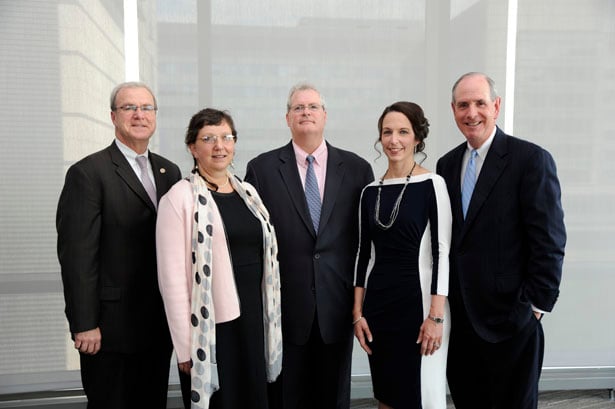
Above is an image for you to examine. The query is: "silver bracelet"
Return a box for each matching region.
[352,316,363,325]
[428,315,444,324]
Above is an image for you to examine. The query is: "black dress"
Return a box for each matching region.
[209,190,268,409]
[354,174,451,409]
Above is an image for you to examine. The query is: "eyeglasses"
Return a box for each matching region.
[199,134,236,144]
[115,104,158,113]
[290,104,323,114]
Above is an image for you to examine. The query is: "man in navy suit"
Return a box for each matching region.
[57,82,181,408]
[245,83,374,408]
[436,72,566,409]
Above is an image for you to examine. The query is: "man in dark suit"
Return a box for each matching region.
[245,83,374,409]
[57,82,182,409]
[436,72,566,409]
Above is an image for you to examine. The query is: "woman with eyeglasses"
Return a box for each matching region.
[156,108,282,409]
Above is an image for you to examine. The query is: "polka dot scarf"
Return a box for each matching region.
[188,172,283,409]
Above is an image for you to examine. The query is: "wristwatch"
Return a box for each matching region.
[428,315,444,324]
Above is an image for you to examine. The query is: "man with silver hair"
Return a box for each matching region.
[437,72,565,409]
[57,82,181,408]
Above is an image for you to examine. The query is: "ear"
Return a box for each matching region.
[493,96,502,120]
[188,143,198,158]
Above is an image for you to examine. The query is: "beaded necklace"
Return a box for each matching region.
[374,161,416,230]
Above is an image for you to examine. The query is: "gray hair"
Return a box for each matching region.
[286,82,326,112]
[451,72,498,103]
[109,81,157,110]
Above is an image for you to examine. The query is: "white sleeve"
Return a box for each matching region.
[432,175,452,296]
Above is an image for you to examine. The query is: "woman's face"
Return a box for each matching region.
[380,111,418,166]
[189,121,235,174]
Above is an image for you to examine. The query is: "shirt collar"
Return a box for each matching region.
[466,126,497,159]
[115,138,150,161]
[292,139,327,168]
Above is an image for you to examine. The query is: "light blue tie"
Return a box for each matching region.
[305,155,321,232]
[461,150,478,218]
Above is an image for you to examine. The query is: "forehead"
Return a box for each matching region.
[382,111,412,128]
[454,76,491,102]
[198,121,231,134]
[291,89,321,104]
[115,87,154,104]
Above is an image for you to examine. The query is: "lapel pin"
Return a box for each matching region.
[160,168,166,174]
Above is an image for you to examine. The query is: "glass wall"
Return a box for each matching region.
[0,0,613,394]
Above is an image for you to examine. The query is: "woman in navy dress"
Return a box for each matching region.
[353,102,452,409]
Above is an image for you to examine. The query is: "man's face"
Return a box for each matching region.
[110,87,157,152]
[286,89,327,139]
[451,75,500,149]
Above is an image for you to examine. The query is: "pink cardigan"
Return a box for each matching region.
[156,179,240,363]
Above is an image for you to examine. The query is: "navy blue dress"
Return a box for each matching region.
[355,173,451,409]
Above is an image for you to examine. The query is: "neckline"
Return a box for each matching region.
[378,172,432,184]
[211,190,237,197]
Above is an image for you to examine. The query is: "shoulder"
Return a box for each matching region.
[64,145,115,180]
[499,132,555,165]
[425,172,447,188]
[74,144,113,166]
[237,177,259,196]
[438,142,465,164]
[161,179,192,206]
[328,144,371,167]
[247,144,290,166]
[150,152,181,174]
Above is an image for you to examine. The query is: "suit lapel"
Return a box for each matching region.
[149,153,173,202]
[462,129,508,236]
[277,143,317,236]
[447,144,466,225]
[319,143,343,234]
[108,142,157,212]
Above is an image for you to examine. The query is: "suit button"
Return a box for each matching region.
[314,253,320,259]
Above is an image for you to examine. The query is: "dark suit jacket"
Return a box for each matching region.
[245,141,374,345]
[436,128,566,343]
[57,141,182,353]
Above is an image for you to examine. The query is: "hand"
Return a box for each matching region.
[178,360,191,374]
[353,317,373,355]
[74,327,102,355]
[416,318,443,356]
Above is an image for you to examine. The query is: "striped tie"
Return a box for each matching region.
[305,155,321,232]
[461,150,477,218]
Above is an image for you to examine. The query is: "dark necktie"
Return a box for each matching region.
[461,150,477,218]
[136,155,157,209]
[305,155,321,232]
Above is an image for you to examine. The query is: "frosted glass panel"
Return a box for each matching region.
[0,0,613,395]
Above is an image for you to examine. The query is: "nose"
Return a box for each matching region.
[466,104,478,118]
[212,137,225,148]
